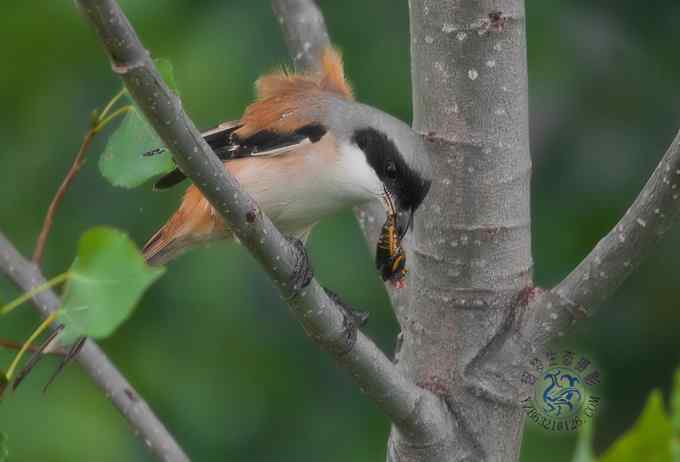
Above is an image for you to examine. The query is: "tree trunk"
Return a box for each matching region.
[388,1,532,460]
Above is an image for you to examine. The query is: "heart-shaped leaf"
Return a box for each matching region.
[58,227,164,344]
[99,105,176,188]
[98,58,179,188]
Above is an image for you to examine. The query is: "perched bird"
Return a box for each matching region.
[143,47,431,285]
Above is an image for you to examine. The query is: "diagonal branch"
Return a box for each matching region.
[521,129,680,346]
[76,0,445,442]
[0,231,189,462]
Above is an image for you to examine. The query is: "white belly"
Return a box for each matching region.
[226,135,382,238]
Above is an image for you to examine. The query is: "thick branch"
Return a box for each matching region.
[400,1,533,461]
[0,231,189,462]
[272,0,330,72]
[522,130,680,344]
[76,0,439,440]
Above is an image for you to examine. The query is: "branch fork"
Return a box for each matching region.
[75,0,446,447]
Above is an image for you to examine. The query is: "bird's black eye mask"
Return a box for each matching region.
[352,128,431,215]
[352,128,432,288]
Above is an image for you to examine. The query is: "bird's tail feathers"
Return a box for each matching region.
[143,224,229,266]
[143,225,183,266]
[143,224,206,266]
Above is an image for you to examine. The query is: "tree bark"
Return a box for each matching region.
[386,2,532,461]
[272,0,330,72]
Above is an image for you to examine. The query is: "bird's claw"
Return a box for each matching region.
[287,237,313,293]
[323,287,369,328]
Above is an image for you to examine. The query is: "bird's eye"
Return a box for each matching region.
[386,161,397,179]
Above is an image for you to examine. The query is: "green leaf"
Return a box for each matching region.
[572,418,597,462]
[98,57,179,188]
[601,390,673,462]
[672,369,680,462]
[98,105,176,188]
[58,227,164,344]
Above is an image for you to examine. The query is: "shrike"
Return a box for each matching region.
[143,48,431,287]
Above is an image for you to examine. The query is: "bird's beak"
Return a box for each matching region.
[381,189,414,239]
[395,207,414,240]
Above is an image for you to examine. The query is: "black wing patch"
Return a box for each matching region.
[227,123,326,157]
[153,168,188,190]
[150,122,327,191]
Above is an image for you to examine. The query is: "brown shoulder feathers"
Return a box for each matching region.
[234,47,353,139]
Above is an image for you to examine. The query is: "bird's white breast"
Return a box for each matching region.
[228,135,382,237]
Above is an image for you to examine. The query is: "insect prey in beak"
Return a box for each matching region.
[375,190,408,288]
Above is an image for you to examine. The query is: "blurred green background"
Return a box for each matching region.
[1,1,680,460]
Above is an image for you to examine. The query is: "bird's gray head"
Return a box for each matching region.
[325,98,432,238]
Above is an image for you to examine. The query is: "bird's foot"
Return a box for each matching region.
[286,237,313,293]
[323,287,370,327]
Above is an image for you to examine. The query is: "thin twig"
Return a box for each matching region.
[0,231,190,462]
[32,130,96,265]
[42,335,87,393]
[13,326,65,392]
[0,337,65,356]
[76,0,444,443]
[94,105,131,133]
[32,91,130,265]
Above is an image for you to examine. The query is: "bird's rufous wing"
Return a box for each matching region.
[151,48,352,190]
[143,47,353,264]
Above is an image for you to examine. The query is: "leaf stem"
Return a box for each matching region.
[93,105,132,133]
[32,89,131,265]
[0,337,65,356]
[0,272,69,315]
[98,87,127,123]
[32,126,98,265]
[4,311,60,381]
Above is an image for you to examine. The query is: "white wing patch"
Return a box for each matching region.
[248,137,313,157]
